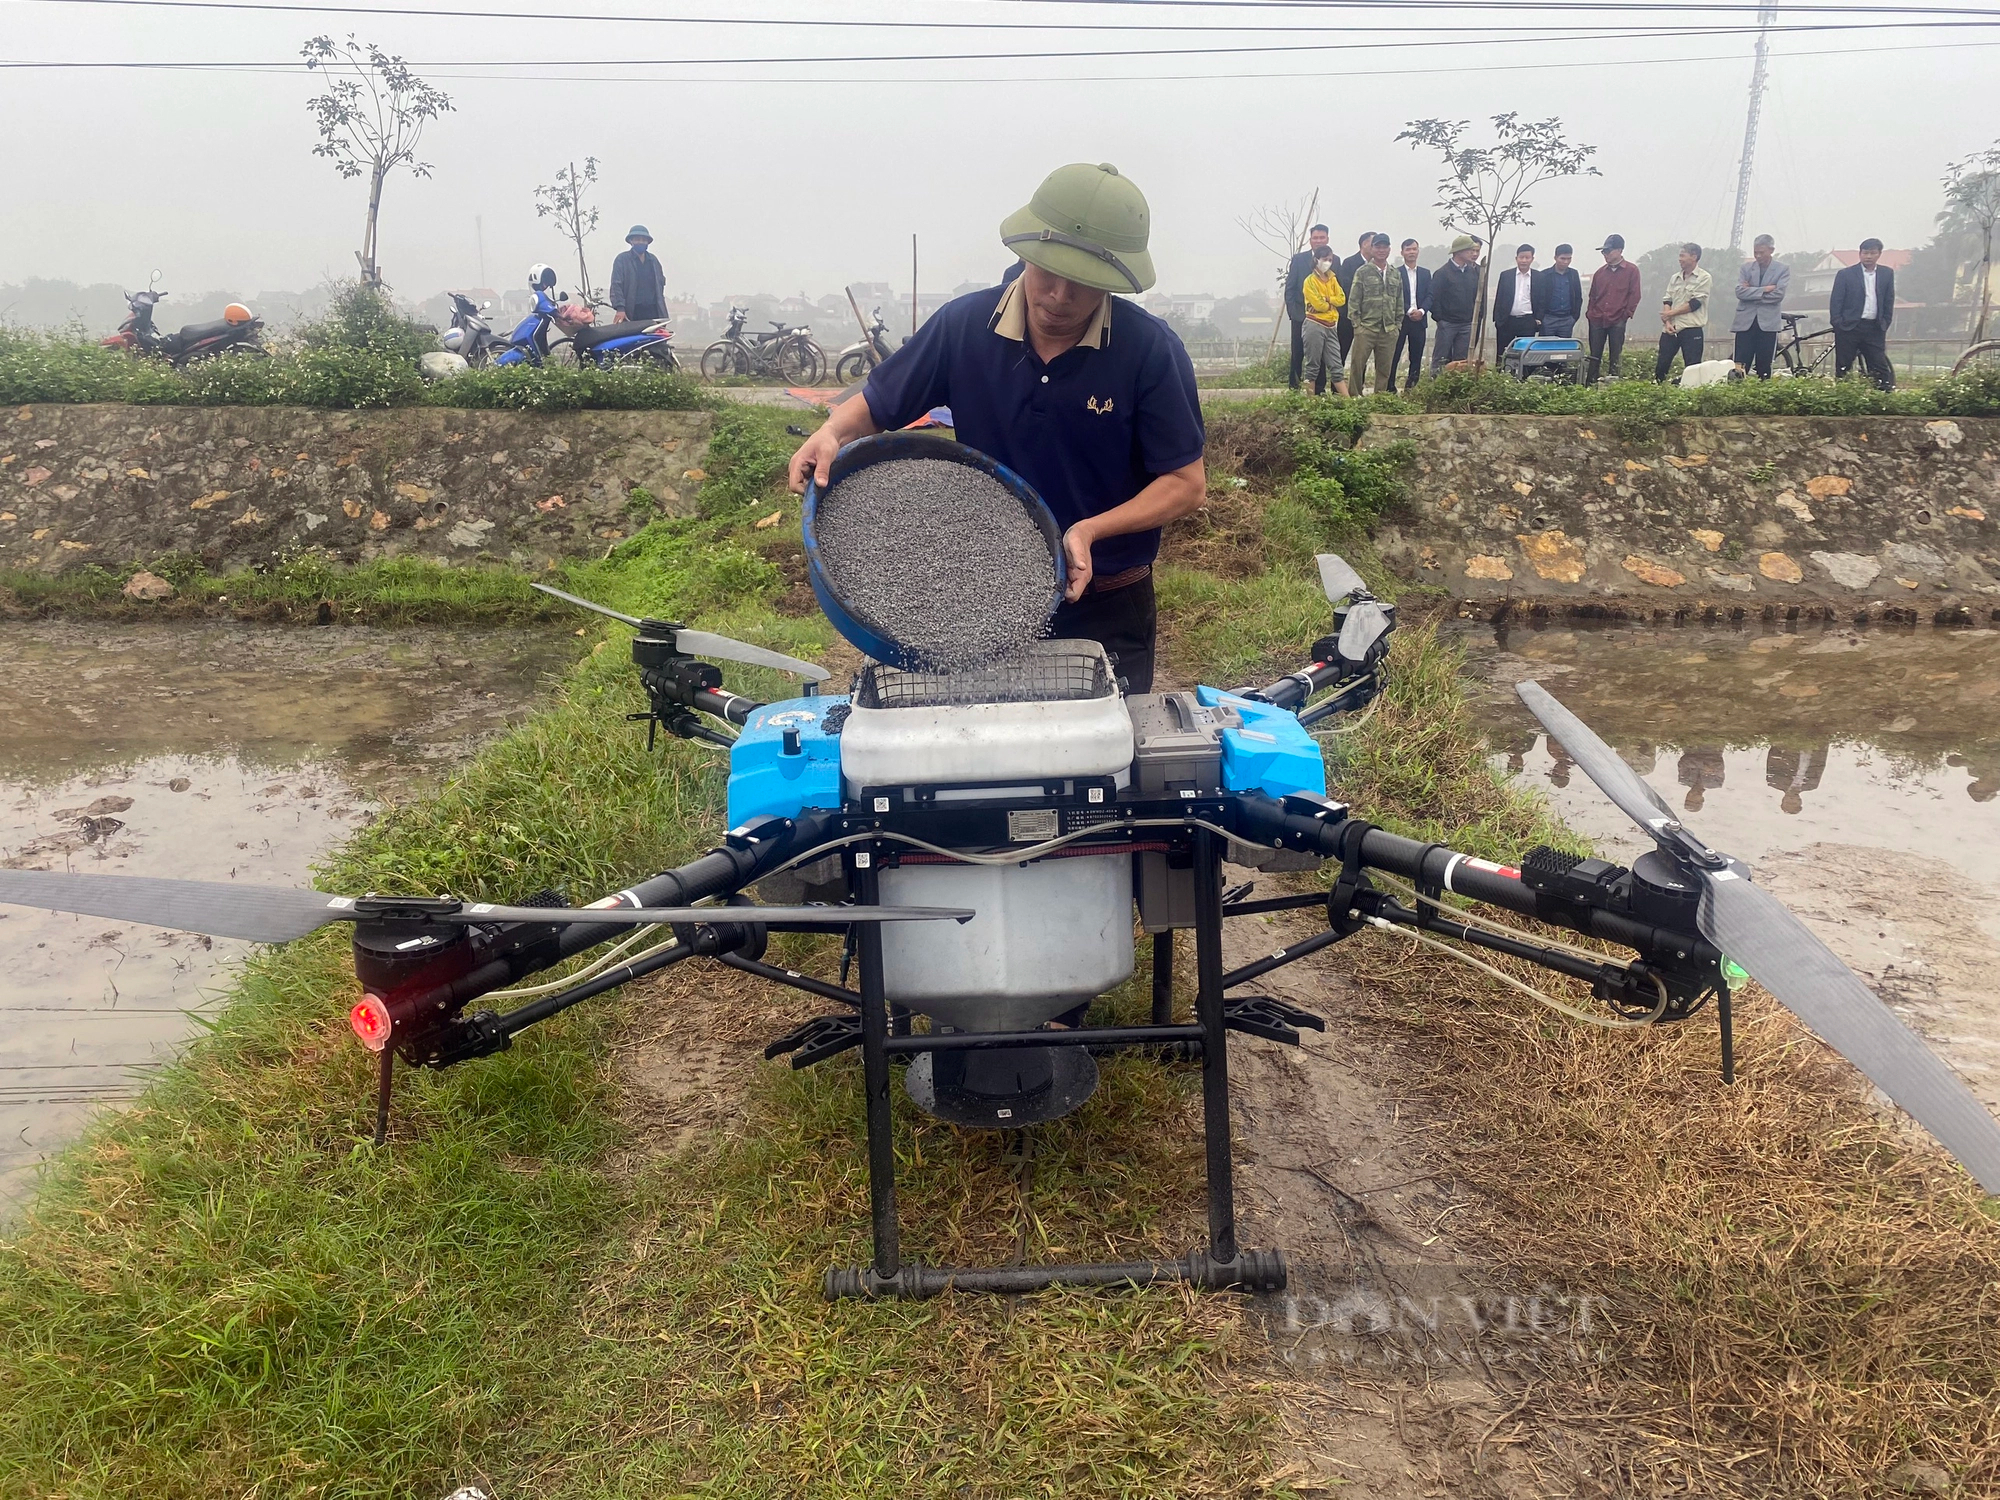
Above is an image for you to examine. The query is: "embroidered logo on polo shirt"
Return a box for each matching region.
[1085,396,1115,415]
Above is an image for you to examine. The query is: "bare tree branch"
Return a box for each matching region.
[536,158,602,306]
[1942,143,2000,343]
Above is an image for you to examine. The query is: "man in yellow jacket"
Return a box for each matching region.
[1300,247,1349,396]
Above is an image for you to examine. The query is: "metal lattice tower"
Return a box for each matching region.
[1728,0,1780,255]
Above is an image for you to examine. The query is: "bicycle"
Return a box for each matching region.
[700,305,826,382]
[1772,312,1836,378]
[1951,340,2000,376]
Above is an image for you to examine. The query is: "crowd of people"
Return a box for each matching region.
[1283,226,1902,395]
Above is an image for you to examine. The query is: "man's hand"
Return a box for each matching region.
[1406,306,1425,320]
[788,424,845,495]
[1062,521,1097,602]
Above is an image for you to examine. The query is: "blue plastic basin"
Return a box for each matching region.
[801,433,1066,669]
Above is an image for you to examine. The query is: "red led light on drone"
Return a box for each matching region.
[350,993,392,1052]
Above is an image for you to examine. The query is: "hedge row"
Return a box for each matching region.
[0,331,706,413]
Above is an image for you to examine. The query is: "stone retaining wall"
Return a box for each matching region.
[1361,414,1998,623]
[0,404,713,575]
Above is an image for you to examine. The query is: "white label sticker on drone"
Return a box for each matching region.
[996,1108,1014,1119]
[855,852,872,868]
[469,903,496,913]
[873,796,890,812]
[1087,786,1105,804]
[328,896,354,909]
[1711,869,1740,881]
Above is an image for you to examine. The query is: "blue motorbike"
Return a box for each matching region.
[493,265,680,371]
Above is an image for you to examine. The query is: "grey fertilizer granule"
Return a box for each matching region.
[815,457,1057,669]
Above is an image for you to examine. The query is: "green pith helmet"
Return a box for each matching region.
[999,162,1157,294]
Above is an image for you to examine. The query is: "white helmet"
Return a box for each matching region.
[528,263,556,291]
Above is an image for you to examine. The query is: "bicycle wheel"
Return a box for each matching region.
[700,340,745,379]
[777,335,826,384]
[1951,341,2000,376]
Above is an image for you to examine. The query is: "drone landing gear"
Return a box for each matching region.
[823,828,1290,1302]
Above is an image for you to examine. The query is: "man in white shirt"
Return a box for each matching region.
[1829,237,1897,390]
[1387,238,1433,391]
[1492,243,1541,360]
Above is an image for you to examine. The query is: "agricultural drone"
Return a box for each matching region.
[4,436,1996,1302]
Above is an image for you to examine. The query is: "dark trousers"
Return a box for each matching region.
[1733,326,1778,379]
[1585,321,1626,384]
[1835,319,1895,389]
[1655,327,1704,382]
[1287,313,1306,389]
[1389,317,1428,389]
[1496,314,1539,363]
[1050,572,1157,694]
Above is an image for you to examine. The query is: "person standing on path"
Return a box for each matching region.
[1336,231,1370,364]
[1731,234,1790,379]
[1300,246,1350,396]
[787,162,1204,694]
[1655,243,1713,382]
[1493,244,1542,358]
[1427,235,1481,373]
[1539,245,1582,339]
[1345,233,1403,396]
[1388,238,1432,390]
[1830,238,1897,390]
[1584,233,1641,384]
[607,224,667,326]
[1284,223,1331,390]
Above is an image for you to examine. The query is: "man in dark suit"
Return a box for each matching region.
[1336,231,1370,363]
[1284,223,1331,390]
[1830,238,1896,390]
[1492,244,1543,359]
[1387,238,1433,390]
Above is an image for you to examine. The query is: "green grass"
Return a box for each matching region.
[0,404,1281,1499]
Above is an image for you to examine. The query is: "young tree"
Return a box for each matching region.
[302,35,453,288]
[1236,189,1319,359]
[536,158,601,305]
[1396,114,1599,363]
[1941,143,2000,343]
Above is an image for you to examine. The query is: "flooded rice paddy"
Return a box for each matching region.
[0,620,575,1211]
[1455,618,2000,1113]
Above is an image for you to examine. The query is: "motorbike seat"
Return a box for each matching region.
[571,319,657,351]
[174,319,236,345]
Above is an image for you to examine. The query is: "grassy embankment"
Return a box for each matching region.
[3,394,1999,1497]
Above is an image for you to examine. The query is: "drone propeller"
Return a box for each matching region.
[1315,552,1366,605]
[1516,680,2000,1194]
[0,871,970,945]
[1337,599,1395,665]
[533,584,830,682]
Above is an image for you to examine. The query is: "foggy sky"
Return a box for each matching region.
[3,0,1995,306]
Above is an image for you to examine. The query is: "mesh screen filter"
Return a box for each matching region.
[855,647,1113,709]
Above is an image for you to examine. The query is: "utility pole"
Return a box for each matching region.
[1728,0,1779,256]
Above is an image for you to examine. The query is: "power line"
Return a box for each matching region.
[23,0,2000,22]
[5,15,1995,67]
[3,30,1985,80]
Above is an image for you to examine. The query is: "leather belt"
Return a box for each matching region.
[1086,563,1152,595]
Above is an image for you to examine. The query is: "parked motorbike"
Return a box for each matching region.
[834,306,891,383]
[439,292,505,367]
[700,305,825,382]
[490,266,570,368]
[101,282,266,367]
[548,293,681,371]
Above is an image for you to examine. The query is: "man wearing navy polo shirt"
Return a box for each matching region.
[786,162,1206,692]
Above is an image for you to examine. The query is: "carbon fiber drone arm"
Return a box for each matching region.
[359,812,841,1063]
[1229,793,1719,1002]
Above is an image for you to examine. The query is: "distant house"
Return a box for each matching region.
[1168,292,1218,323]
[1800,249,1913,302]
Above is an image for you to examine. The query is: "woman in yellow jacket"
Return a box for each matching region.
[1300,249,1349,396]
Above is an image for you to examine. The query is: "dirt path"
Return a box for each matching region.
[1218,889,1554,1497]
